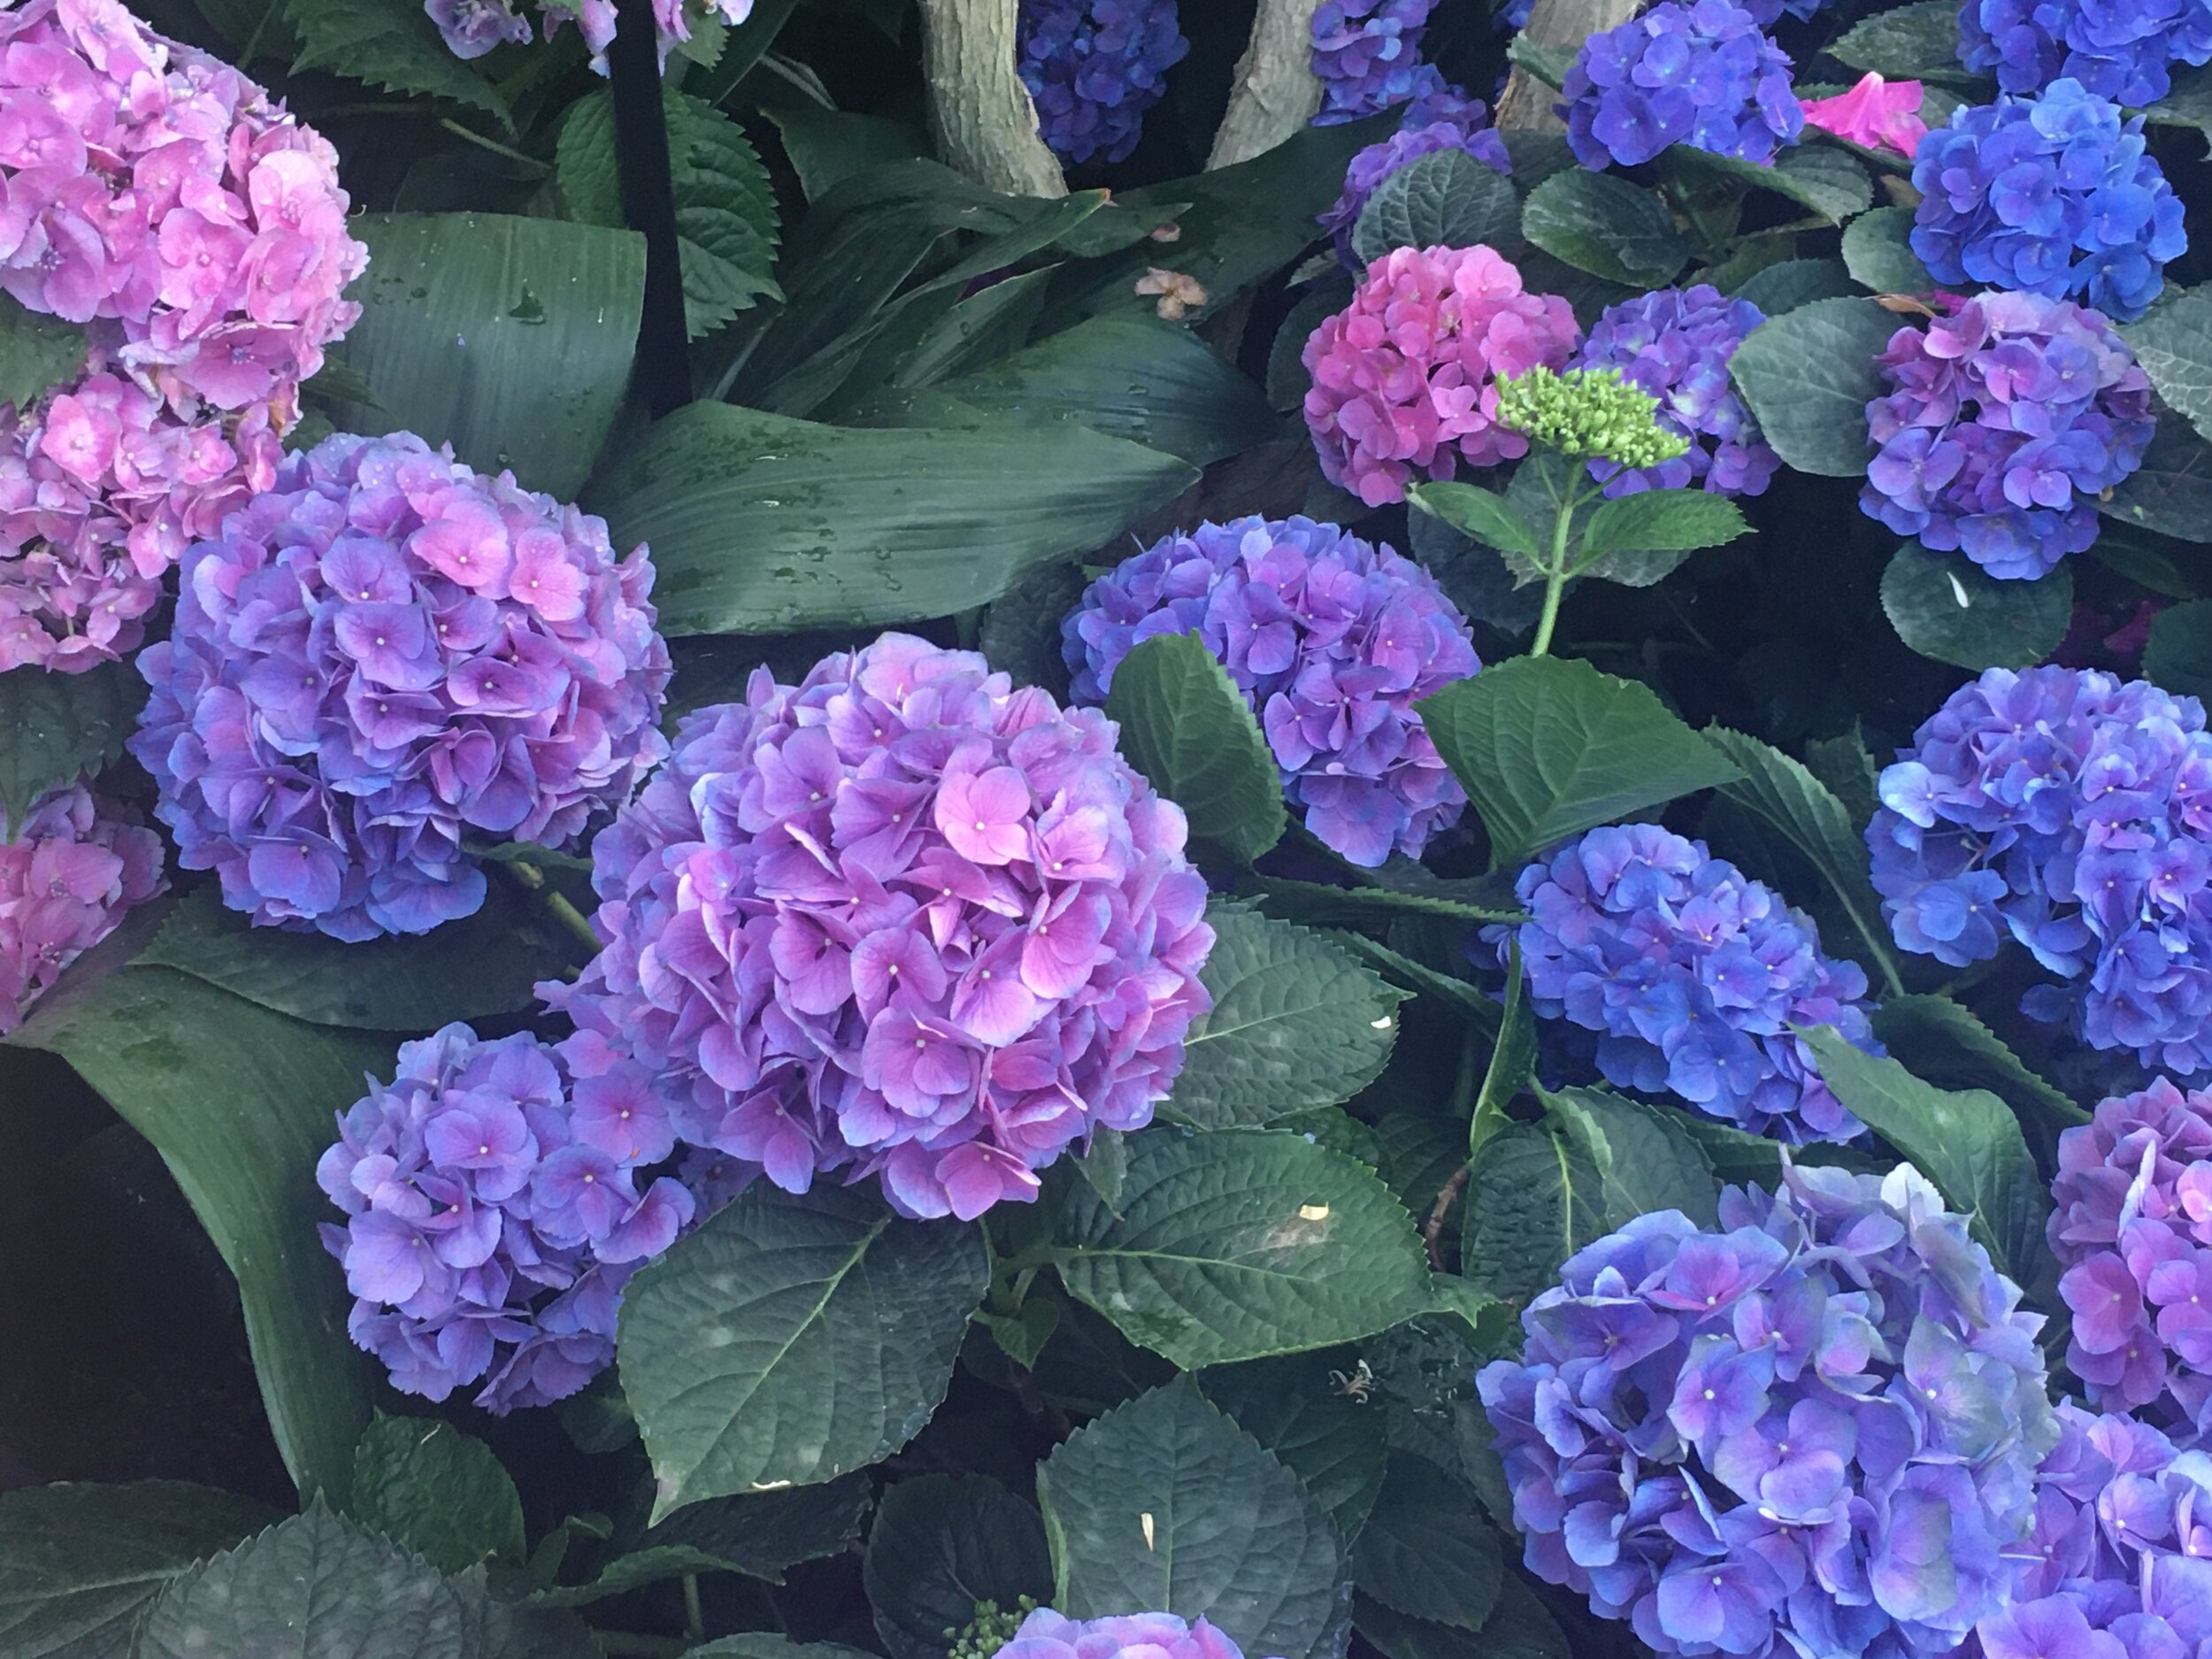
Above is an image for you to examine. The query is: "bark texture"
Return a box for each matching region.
[1207,0,1327,170]
[1496,0,1642,130]
[918,0,1069,197]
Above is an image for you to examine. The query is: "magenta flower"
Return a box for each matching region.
[1,777,165,1034]
[545,634,1216,1222]
[998,1611,1269,1659]
[1798,72,1928,157]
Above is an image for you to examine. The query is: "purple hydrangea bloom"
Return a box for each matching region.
[1313,0,1440,122]
[2048,1079,2212,1438]
[317,1023,699,1412]
[1867,667,2212,1074]
[2,779,164,1036]
[1318,96,1512,267]
[1572,286,1779,499]
[1484,824,1879,1143]
[1961,0,2212,108]
[1479,1161,2060,1659]
[1061,516,1479,868]
[1910,80,2185,324]
[1563,0,1804,170]
[129,432,672,942]
[426,0,757,70]
[1017,0,1188,165]
[1860,291,2154,581]
[544,634,1215,1223]
[999,1610,1271,1659]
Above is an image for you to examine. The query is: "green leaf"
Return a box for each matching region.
[1459,1121,1602,1307]
[1246,875,1519,930]
[587,403,1196,636]
[764,105,929,202]
[0,293,86,412]
[528,1545,741,1609]
[2122,291,2212,446]
[1841,207,1936,295]
[1037,1379,1351,1659]
[642,1471,875,1586]
[1727,296,1897,476]
[1470,943,1536,1158]
[351,1416,525,1576]
[1198,1351,1389,1539]
[1576,489,1748,567]
[978,558,1086,699]
[1668,146,1873,225]
[11,933,384,1504]
[1830,0,1983,82]
[1170,907,1403,1128]
[1409,483,1546,561]
[2103,414,2212,540]
[617,1183,988,1519]
[1356,1577,1568,1659]
[1870,995,2088,1129]
[1352,149,1522,266]
[1053,1126,1434,1368]
[1881,544,2072,670]
[937,312,1280,468]
[1540,1087,1719,1229]
[1104,634,1286,865]
[138,883,573,1031]
[1351,1455,1502,1632]
[319,214,642,501]
[2145,60,2212,133]
[2147,599,2212,700]
[1727,257,1859,315]
[862,1474,1054,1659]
[982,1295,1064,1370]
[1521,171,1688,288]
[141,1504,465,1659]
[687,1640,880,1659]
[1806,727,1884,834]
[0,657,140,826]
[283,0,511,127]
[0,1480,273,1659]
[1417,655,1743,868]
[1798,1026,2048,1280]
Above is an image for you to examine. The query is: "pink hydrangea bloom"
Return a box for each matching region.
[1302,243,1579,508]
[2,777,165,1034]
[0,0,365,674]
[1799,72,1928,158]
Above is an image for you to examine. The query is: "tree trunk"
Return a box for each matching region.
[918,0,1068,197]
[1496,0,1641,130]
[1207,0,1326,170]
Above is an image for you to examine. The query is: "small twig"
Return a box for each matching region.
[1425,1164,1470,1271]
[682,1574,706,1644]
[436,118,553,174]
[500,858,604,956]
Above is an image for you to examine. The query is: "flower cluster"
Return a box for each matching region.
[1312,0,1438,123]
[1867,666,2212,1074]
[1302,243,1579,508]
[1910,80,2185,324]
[1960,0,2212,107]
[1860,292,2154,582]
[1562,0,1804,172]
[2047,1079,2212,1439]
[1494,365,1695,471]
[1488,824,1878,1143]
[1061,516,1479,867]
[1016,0,1188,166]
[130,432,671,941]
[1798,73,1928,158]
[1319,98,1512,267]
[999,1611,1263,1659]
[1,778,163,1036]
[317,1024,695,1412]
[1479,1162,2060,1659]
[1571,288,1778,498]
[0,0,365,675]
[427,0,756,68]
[544,635,1215,1222]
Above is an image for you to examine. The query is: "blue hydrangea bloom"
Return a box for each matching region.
[1312,0,1439,122]
[1563,0,1804,169]
[1317,93,1511,265]
[1961,0,2212,107]
[1017,0,1188,165]
[1485,824,1879,1143]
[1481,1161,2059,1659]
[1572,286,1779,498]
[1062,516,1479,868]
[1867,666,2212,1075]
[1910,79,2185,324]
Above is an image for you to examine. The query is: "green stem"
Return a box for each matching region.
[683,1575,706,1643]
[436,117,553,173]
[1531,475,1601,657]
[500,858,605,956]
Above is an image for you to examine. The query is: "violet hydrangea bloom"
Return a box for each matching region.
[1312,0,1439,122]
[1571,287,1779,499]
[1910,80,2185,324]
[1302,243,1579,508]
[1061,516,1479,867]
[130,431,672,941]
[0,0,365,675]
[1017,0,1189,166]
[1860,291,2154,581]
[1,778,164,1035]
[543,634,1215,1223]
[1318,96,1512,267]
[1485,824,1878,1142]
[317,1023,697,1412]
[426,0,756,68]
[1562,0,1804,171]
[1961,0,2212,108]
[1479,1161,2060,1659]
[1866,666,2212,1074]
[998,1611,1271,1659]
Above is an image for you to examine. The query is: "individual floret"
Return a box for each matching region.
[1318,96,1512,267]
[1562,0,1804,171]
[0,778,163,1035]
[1571,287,1779,498]
[1961,0,2212,107]
[1017,0,1188,166]
[1312,0,1438,122]
[426,0,757,68]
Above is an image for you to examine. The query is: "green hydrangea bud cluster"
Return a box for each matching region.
[947,1597,1041,1659]
[1494,365,1691,470]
